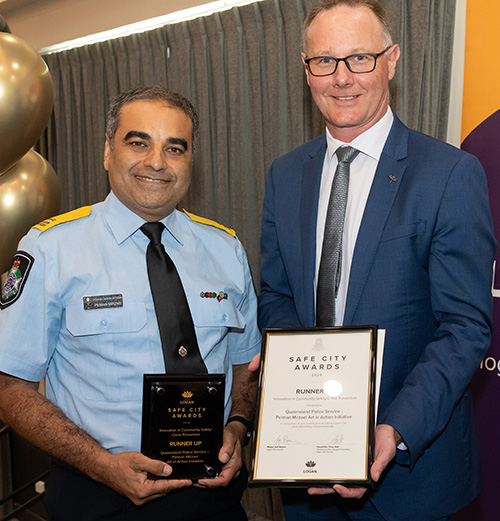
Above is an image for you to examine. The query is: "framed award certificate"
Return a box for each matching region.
[249,326,378,487]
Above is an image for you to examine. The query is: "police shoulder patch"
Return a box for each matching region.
[0,251,34,309]
[33,206,92,232]
[183,209,236,237]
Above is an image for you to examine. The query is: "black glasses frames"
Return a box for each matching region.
[304,45,394,77]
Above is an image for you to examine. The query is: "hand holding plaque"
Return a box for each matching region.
[141,374,225,480]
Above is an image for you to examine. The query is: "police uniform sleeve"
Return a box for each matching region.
[0,229,61,382]
[226,238,261,365]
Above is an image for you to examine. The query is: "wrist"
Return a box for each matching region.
[226,415,253,445]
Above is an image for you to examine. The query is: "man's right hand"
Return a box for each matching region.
[98,451,192,506]
[0,373,191,506]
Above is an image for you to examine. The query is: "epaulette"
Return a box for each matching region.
[33,206,92,232]
[183,209,236,237]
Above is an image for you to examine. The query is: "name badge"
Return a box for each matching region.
[83,294,123,310]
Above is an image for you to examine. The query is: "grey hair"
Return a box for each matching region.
[105,85,200,152]
[302,0,393,53]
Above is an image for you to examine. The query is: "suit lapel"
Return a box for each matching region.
[344,117,409,325]
[299,136,326,326]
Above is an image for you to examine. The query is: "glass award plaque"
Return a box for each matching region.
[141,374,225,480]
[249,326,379,487]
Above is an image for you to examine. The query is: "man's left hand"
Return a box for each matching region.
[196,422,245,488]
[308,424,400,499]
[248,353,260,372]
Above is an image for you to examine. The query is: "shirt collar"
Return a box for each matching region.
[162,210,184,246]
[326,107,394,162]
[102,191,184,246]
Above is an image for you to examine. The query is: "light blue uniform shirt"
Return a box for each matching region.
[0,192,261,453]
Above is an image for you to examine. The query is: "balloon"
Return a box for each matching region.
[0,14,11,33]
[0,150,61,273]
[0,33,54,174]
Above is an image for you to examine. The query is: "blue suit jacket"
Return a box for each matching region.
[258,116,496,520]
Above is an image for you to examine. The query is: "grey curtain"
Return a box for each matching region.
[38,3,456,517]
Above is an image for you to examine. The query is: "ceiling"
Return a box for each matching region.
[0,0,45,15]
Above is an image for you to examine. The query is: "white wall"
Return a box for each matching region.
[447,0,466,147]
[1,0,214,50]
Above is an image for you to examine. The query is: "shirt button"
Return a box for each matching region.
[100,319,108,328]
[222,314,228,322]
[178,346,188,357]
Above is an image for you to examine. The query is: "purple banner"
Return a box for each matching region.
[453,109,500,520]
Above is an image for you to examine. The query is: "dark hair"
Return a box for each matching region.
[302,0,393,52]
[105,85,200,152]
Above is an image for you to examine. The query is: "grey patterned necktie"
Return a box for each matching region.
[316,146,360,327]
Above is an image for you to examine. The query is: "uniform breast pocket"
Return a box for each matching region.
[189,297,246,353]
[65,302,148,402]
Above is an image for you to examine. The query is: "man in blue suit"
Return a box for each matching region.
[258,1,496,520]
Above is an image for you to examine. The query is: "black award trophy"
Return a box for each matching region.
[141,374,225,480]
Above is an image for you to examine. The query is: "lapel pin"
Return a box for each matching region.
[389,175,398,183]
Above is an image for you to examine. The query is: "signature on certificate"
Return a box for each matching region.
[328,434,345,445]
[271,434,301,446]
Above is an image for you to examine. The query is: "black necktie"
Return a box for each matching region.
[141,222,207,374]
[316,146,360,327]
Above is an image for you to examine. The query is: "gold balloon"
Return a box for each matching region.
[0,150,61,273]
[0,33,54,175]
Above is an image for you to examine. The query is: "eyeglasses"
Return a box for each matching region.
[304,46,393,76]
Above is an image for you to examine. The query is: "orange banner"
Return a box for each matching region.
[461,0,500,141]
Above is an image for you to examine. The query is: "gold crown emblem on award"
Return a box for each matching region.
[182,391,193,399]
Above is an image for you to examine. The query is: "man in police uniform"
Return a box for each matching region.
[0,85,261,521]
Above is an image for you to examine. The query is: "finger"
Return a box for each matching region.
[197,474,229,488]
[308,487,335,495]
[248,353,261,372]
[198,459,241,488]
[121,452,173,479]
[371,456,390,482]
[371,446,395,482]
[147,478,192,496]
[333,484,367,499]
[133,479,192,506]
[198,438,242,488]
[145,460,173,478]
[218,447,232,465]
[164,479,193,491]
[218,427,240,465]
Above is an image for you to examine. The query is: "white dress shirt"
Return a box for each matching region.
[315,108,394,325]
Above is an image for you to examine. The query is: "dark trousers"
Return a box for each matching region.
[281,489,450,521]
[45,462,248,521]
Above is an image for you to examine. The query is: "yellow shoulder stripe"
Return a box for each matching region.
[33,206,92,232]
[183,209,236,237]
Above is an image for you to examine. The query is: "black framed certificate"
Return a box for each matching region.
[249,326,378,487]
[141,374,225,480]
